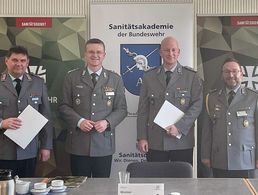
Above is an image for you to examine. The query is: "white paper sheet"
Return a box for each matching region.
[4,105,48,149]
[154,100,184,139]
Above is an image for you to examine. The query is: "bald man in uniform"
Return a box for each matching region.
[137,36,203,164]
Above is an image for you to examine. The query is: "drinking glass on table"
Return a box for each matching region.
[118,171,130,184]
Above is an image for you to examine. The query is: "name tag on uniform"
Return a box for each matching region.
[76,85,83,88]
[106,91,115,96]
[32,97,39,101]
[236,110,248,117]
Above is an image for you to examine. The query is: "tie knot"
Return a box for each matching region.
[91,73,98,78]
[91,73,98,86]
[165,71,172,76]
[14,78,21,83]
[228,90,235,105]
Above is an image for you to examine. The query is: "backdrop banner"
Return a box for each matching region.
[0,17,86,176]
[90,2,194,178]
[197,16,258,177]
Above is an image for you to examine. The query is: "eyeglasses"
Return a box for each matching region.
[86,51,105,55]
[222,70,241,75]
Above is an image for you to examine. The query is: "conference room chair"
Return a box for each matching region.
[126,161,193,178]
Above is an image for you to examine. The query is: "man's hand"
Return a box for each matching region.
[1,118,22,129]
[94,120,109,133]
[137,139,149,153]
[165,124,180,137]
[201,159,211,168]
[38,149,51,161]
[79,119,95,132]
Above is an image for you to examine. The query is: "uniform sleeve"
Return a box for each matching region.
[137,74,149,140]
[39,80,53,149]
[174,72,203,135]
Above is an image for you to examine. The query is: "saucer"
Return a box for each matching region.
[50,185,67,193]
[30,188,50,195]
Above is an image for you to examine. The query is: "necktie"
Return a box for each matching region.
[228,90,235,105]
[165,71,172,85]
[91,73,98,86]
[15,78,21,95]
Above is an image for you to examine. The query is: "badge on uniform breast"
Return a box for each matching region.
[243,119,249,127]
[180,98,185,105]
[107,100,112,107]
[75,98,80,105]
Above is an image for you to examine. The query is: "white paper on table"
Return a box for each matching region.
[118,183,164,195]
[4,105,48,149]
[154,100,184,139]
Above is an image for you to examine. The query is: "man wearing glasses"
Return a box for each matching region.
[201,57,258,178]
[59,38,127,178]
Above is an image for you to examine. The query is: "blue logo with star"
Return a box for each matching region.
[120,44,161,95]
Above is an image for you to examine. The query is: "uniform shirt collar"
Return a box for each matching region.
[9,74,23,81]
[226,84,240,95]
[87,67,102,76]
[164,63,177,73]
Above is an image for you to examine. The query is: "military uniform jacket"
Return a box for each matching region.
[137,63,203,150]
[0,71,53,160]
[201,86,258,170]
[59,67,127,157]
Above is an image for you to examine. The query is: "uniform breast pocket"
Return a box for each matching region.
[28,96,42,109]
[175,90,191,107]
[103,95,114,111]
[210,110,221,128]
[236,109,253,129]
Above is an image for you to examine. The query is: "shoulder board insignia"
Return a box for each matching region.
[106,69,119,77]
[25,73,33,80]
[68,68,80,74]
[1,73,7,81]
[142,66,159,73]
[245,87,258,94]
[209,88,217,93]
[182,66,196,73]
[110,70,119,74]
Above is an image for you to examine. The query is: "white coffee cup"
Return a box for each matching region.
[51,180,64,187]
[16,180,31,194]
[34,182,47,190]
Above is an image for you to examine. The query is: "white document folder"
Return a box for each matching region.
[4,105,48,149]
[154,100,184,138]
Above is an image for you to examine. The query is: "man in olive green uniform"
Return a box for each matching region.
[0,46,53,177]
[201,57,258,178]
[137,36,203,164]
[59,38,127,177]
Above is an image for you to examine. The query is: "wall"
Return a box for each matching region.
[1,0,258,17]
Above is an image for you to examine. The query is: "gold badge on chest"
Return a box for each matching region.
[75,98,80,105]
[243,119,249,127]
[107,100,112,107]
[180,98,185,105]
